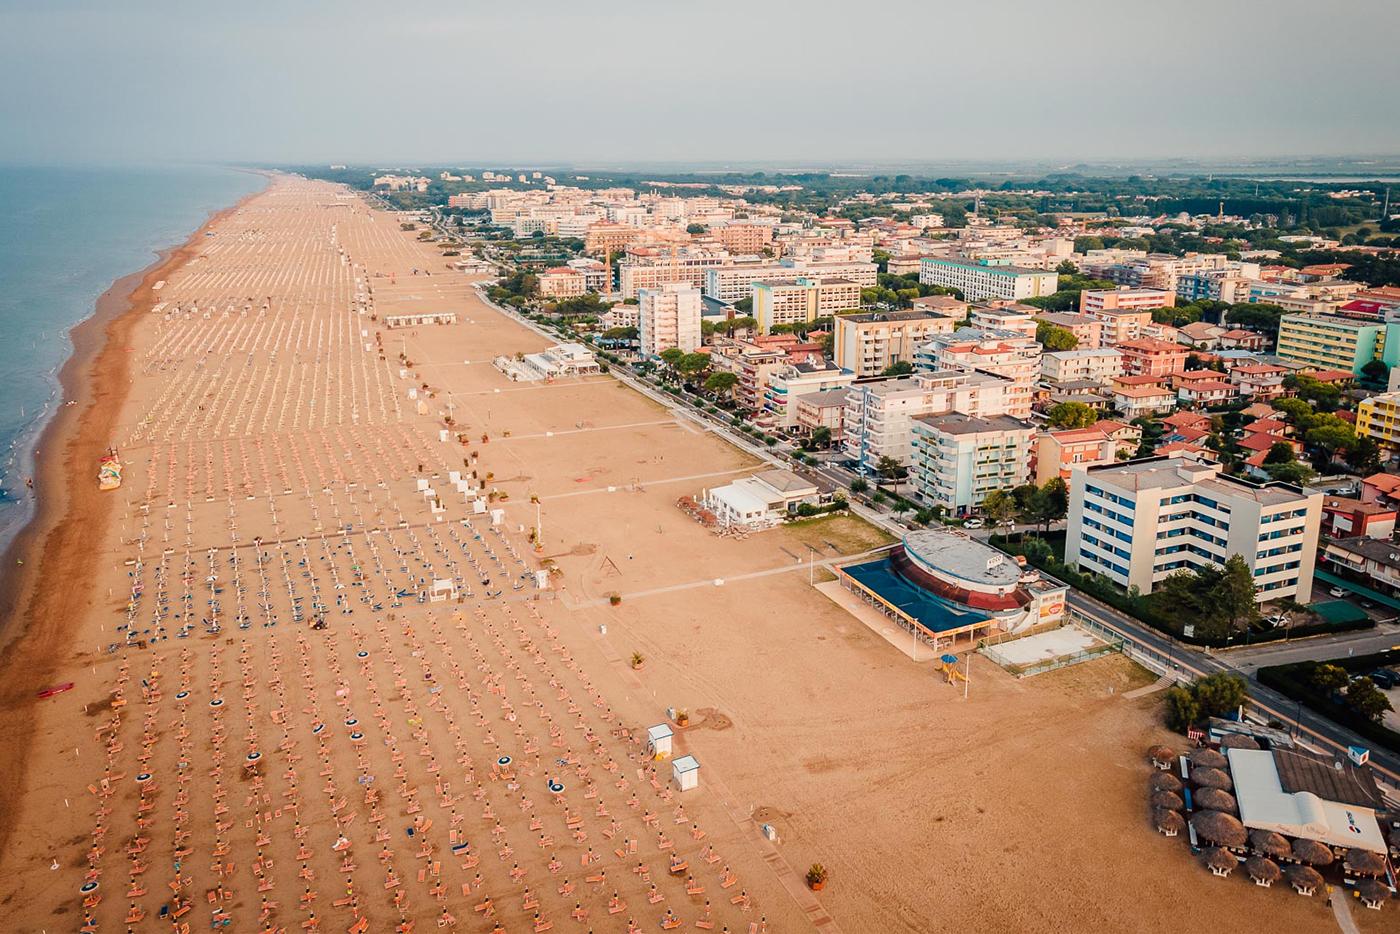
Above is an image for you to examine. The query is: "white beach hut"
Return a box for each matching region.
[672,755,699,792]
[646,724,673,759]
[429,578,457,603]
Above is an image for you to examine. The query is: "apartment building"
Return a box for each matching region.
[1275,314,1400,375]
[1066,456,1322,602]
[909,414,1036,515]
[1355,392,1400,449]
[833,310,956,377]
[1040,348,1124,385]
[969,304,1038,338]
[702,259,877,303]
[1229,363,1287,400]
[1033,426,1118,484]
[1177,271,1257,304]
[1081,307,1153,345]
[914,328,1039,417]
[1080,252,1233,293]
[842,370,1018,472]
[1034,312,1103,349]
[1111,384,1177,419]
[638,283,702,357]
[584,222,645,255]
[794,388,850,442]
[1079,288,1177,315]
[1116,338,1189,377]
[762,361,857,429]
[537,267,587,299]
[714,223,773,254]
[708,335,824,411]
[752,277,862,333]
[918,257,1058,302]
[619,249,728,298]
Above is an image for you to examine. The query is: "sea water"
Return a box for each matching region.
[0,164,265,555]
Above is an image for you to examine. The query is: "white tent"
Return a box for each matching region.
[672,754,699,792]
[646,724,673,759]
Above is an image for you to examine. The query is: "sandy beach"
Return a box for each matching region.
[0,175,1373,933]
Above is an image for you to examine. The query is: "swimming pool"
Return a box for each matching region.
[841,557,991,634]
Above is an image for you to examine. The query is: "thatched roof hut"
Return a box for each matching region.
[1245,856,1281,884]
[1150,790,1184,811]
[1219,733,1260,750]
[1284,864,1324,894]
[1149,772,1183,794]
[1194,787,1238,814]
[1248,829,1292,860]
[1356,879,1392,906]
[1148,744,1175,768]
[1291,838,1334,866]
[1154,808,1186,836]
[1192,749,1229,769]
[1203,846,1237,875]
[1344,848,1388,877]
[1191,766,1234,791]
[1191,810,1247,848]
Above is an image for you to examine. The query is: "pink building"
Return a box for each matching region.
[1116,338,1189,377]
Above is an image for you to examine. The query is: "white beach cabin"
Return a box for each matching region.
[671,754,700,792]
[646,724,673,759]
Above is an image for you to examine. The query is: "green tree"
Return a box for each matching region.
[685,223,708,235]
[1344,435,1382,474]
[1264,460,1314,484]
[1036,321,1079,351]
[1309,663,1349,694]
[1346,678,1395,722]
[703,371,738,400]
[1047,401,1098,429]
[1213,555,1259,635]
[1190,672,1249,720]
[1360,359,1390,387]
[882,360,915,377]
[981,489,1018,532]
[1263,441,1295,465]
[733,298,753,315]
[849,477,869,494]
[808,426,832,449]
[677,352,711,379]
[1163,685,1201,732]
[875,455,907,484]
[659,347,685,371]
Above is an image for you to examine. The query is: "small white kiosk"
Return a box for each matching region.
[429,578,457,603]
[646,724,673,759]
[671,754,700,792]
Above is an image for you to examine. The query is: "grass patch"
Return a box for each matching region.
[782,513,897,554]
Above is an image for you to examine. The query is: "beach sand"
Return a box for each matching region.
[0,175,1373,933]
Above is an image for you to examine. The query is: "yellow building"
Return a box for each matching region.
[1275,314,1400,375]
[1356,392,1400,448]
[752,277,861,333]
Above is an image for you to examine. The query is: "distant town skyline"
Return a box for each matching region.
[2,0,1398,166]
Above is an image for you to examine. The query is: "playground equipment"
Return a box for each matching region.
[939,653,968,685]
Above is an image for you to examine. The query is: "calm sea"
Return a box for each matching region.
[0,164,265,553]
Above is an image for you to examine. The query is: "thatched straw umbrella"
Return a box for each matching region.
[1191,766,1234,791]
[1148,744,1175,769]
[1193,749,1229,769]
[1219,733,1260,750]
[1356,879,1392,906]
[1203,846,1237,876]
[1154,808,1186,836]
[1151,790,1184,811]
[1191,810,1247,848]
[1249,829,1292,860]
[1344,848,1388,877]
[1291,838,1334,866]
[1150,772,1183,794]
[1245,856,1281,885]
[1284,864,1324,895]
[1194,787,1238,814]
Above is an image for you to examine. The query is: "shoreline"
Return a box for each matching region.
[0,175,269,855]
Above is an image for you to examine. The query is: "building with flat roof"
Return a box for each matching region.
[842,370,1018,472]
[638,283,702,357]
[1034,312,1103,349]
[915,328,1039,417]
[833,310,956,377]
[762,361,856,429]
[1356,391,1400,449]
[918,257,1059,302]
[698,469,822,530]
[1275,314,1400,375]
[1116,337,1189,377]
[1079,287,1176,314]
[1066,455,1322,602]
[909,413,1035,514]
[794,388,850,442]
[752,277,861,333]
[1040,348,1123,385]
[1226,747,1388,855]
[1034,426,1119,484]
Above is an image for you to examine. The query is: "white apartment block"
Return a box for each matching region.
[910,414,1036,515]
[762,361,856,429]
[619,253,728,298]
[969,304,1038,338]
[702,260,878,303]
[842,370,1018,472]
[1040,348,1125,385]
[752,277,861,333]
[914,328,1038,418]
[918,258,1059,302]
[638,283,702,357]
[834,310,956,378]
[1066,456,1322,602]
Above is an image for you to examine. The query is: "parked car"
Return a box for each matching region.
[962,518,984,529]
[1264,614,1288,628]
[1369,669,1400,690]
[1328,586,1347,598]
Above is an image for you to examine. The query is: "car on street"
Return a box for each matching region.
[1328,586,1347,598]
[1369,669,1399,690]
[962,518,984,529]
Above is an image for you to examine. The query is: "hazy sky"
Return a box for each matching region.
[2,0,1398,168]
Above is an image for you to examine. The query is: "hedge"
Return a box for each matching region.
[1257,650,1400,755]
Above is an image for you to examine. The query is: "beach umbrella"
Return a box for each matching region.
[1191,766,1234,791]
[1149,772,1183,794]
[1356,879,1392,905]
[940,654,958,665]
[1150,791,1184,812]
[1249,829,1292,860]
[1284,864,1324,894]
[1148,744,1175,768]
[1194,787,1237,814]
[1245,856,1281,884]
[1291,838,1334,866]
[1344,848,1388,877]
[1219,733,1260,750]
[1202,846,1237,875]
[1191,810,1247,848]
[1153,808,1185,836]
[1192,749,1229,769]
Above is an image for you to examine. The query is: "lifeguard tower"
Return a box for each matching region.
[646,724,673,759]
[671,755,700,792]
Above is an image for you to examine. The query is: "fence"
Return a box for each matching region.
[1070,608,1187,685]
[980,621,1126,679]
